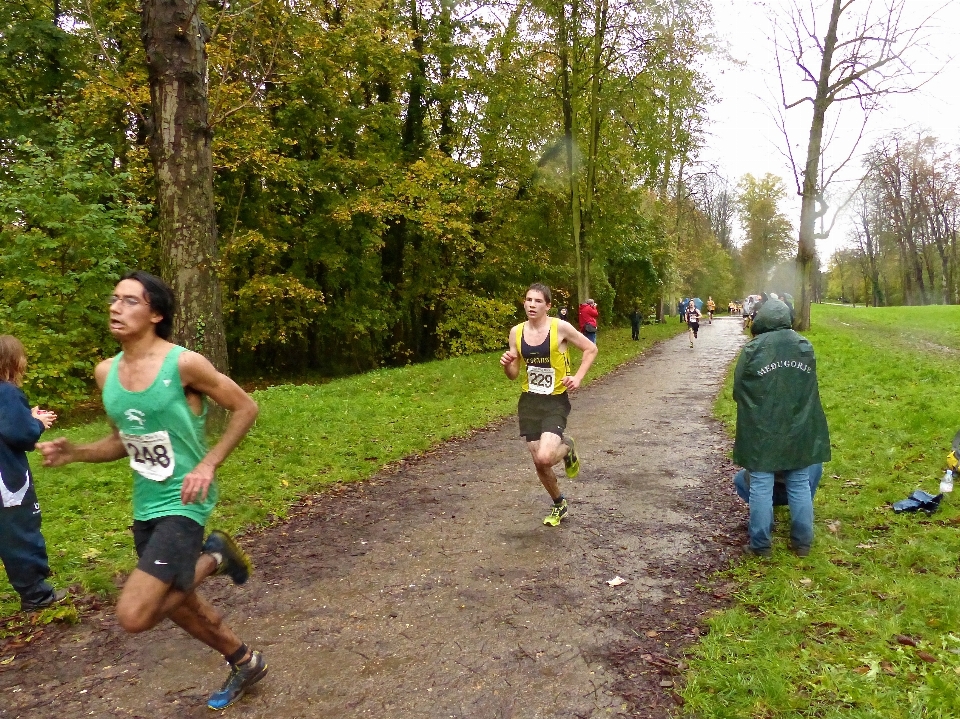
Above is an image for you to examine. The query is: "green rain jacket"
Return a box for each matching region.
[732,299,831,471]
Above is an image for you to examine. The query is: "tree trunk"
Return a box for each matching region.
[141,0,227,372]
[558,0,587,302]
[795,0,840,330]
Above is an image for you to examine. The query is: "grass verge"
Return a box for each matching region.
[683,304,960,718]
[1,321,684,619]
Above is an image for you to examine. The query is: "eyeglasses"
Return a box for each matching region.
[108,295,144,307]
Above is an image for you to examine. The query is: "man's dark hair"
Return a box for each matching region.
[526,282,551,304]
[121,270,175,340]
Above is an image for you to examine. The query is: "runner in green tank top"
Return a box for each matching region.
[38,271,266,711]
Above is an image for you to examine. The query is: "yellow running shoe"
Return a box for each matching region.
[543,499,569,527]
[563,436,580,478]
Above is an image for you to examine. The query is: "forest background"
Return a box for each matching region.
[0,0,752,410]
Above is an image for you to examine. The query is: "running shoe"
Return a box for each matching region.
[563,435,580,478]
[203,530,253,585]
[207,650,268,710]
[543,499,569,527]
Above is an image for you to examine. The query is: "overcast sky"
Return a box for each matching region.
[701,0,960,260]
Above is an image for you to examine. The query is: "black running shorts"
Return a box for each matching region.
[133,515,205,591]
[518,391,571,441]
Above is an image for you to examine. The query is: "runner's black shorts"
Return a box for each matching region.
[518,391,571,441]
[688,321,700,334]
[133,515,205,591]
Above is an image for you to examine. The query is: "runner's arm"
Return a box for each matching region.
[558,322,598,390]
[178,351,259,504]
[37,360,127,466]
[500,327,520,380]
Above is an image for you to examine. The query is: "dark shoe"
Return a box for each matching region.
[789,544,811,557]
[20,587,68,612]
[203,530,253,585]
[742,543,771,558]
[207,650,268,710]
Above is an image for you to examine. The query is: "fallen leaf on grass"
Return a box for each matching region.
[854,666,870,674]
[896,635,919,647]
[606,576,627,587]
[881,661,896,676]
[916,651,938,663]
[827,520,841,534]
[856,542,877,549]
[799,578,813,586]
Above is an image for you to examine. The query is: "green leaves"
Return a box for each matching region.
[0,120,148,408]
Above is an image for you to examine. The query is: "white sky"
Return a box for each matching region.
[701,0,960,261]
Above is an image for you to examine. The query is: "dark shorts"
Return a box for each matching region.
[133,515,205,591]
[688,321,699,334]
[518,392,571,441]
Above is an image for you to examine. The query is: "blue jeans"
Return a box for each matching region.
[744,465,818,552]
[585,331,597,344]
[734,464,822,505]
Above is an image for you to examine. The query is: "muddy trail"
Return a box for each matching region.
[1,318,748,719]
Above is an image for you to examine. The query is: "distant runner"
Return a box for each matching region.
[706,296,716,324]
[38,271,266,711]
[685,300,702,348]
[501,283,598,526]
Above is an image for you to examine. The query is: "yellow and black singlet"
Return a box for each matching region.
[514,318,571,396]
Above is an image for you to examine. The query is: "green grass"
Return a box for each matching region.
[1,321,684,618]
[684,304,960,718]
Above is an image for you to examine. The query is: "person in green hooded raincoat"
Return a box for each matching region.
[732,298,830,557]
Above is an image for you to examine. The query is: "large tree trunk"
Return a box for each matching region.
[141,0,227,372]
[795,0,840,330]
[558,0,587,302]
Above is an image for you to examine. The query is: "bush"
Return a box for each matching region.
[435,292,518,358]
[0,122,147,409]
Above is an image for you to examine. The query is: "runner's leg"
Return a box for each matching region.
[527,434,568,501]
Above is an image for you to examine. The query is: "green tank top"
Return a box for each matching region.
[102,345,216,525]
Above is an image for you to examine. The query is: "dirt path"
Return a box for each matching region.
[1,318,748,719]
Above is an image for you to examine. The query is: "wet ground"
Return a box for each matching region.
[0,318,749,719]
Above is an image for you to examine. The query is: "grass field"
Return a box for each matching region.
[687,304,960,718]
[0,321,684,620]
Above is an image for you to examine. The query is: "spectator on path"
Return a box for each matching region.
[0,335,66,612]
[733,299,831,558]
[780,292,795,324]
[677,299,686,323]
[579,299,599,345]
[629,308,642,341]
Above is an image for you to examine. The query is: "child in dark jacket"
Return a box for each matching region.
[0,335,64,611]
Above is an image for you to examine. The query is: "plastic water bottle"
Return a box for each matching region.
[941,470,954,494]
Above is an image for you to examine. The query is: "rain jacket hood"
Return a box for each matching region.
[732,300,831,471]
[751,299,792,334]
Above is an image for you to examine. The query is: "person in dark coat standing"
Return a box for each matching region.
[0,335,65,611]
[629,308,642,341]
[732,300,830,558]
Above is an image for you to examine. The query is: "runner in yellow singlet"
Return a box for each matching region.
[500,283,598,526]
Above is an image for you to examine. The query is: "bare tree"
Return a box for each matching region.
[774,0,942,329]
